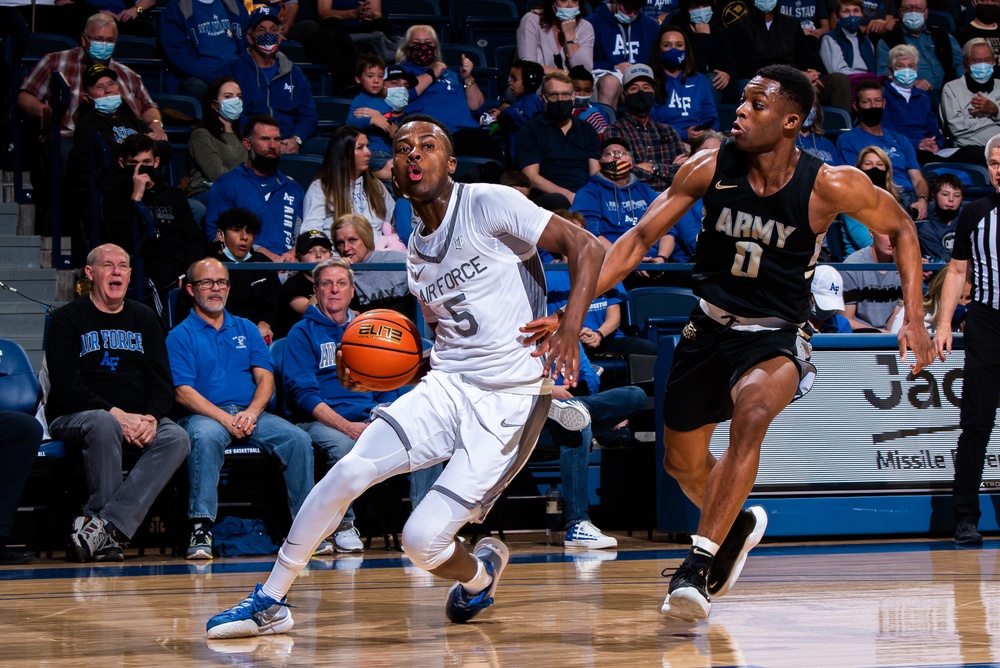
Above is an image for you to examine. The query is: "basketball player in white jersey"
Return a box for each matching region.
[205,115,604,638]
[524,65,935,621]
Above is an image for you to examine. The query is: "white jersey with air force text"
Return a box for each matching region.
[407,183,551,385]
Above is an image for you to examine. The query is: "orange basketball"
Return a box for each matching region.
[340,310,423,391]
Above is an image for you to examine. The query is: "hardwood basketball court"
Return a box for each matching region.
[4,531,997,666]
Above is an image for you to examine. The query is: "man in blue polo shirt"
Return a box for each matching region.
[517,72,601,210]
[205,115,304,262]
[837,80,930,218]
[166,257,316,560]
[282,258,402,554]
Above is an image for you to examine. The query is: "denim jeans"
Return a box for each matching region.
[298,421,359,525]
[49,409,191,538]
[181,405,313,522]
[541,387,649,527]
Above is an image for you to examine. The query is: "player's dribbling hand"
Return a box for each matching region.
[520,313,560,348]
[335,349,377,392]
[898,317,935,374]
[543,327,580,386]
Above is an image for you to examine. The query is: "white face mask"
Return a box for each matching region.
[385,86,409,112]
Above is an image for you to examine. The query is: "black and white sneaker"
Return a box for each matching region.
[661,560,711,622]
[707,506,767,597]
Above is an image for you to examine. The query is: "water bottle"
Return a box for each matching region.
[546,485,564,545]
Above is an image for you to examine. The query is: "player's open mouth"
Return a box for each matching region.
[408,164,422,181]
[730,122,744,136]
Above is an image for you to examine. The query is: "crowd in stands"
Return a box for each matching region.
[2,0,996,563]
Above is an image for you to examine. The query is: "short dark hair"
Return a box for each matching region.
[216,207,262,236]
[620,0,646,10]
[355,53,385,79]
[513,59,544,94]
[395,113,455,154]
[500,170,531,188]
[853,79,883,103]
[568,65,594,83]
[756,64,815,118]
[119,133,156,159]
[243,114,280,139]
[932,172,965,195]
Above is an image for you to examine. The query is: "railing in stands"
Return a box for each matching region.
[49,71,71,269]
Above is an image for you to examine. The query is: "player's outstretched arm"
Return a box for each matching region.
[530,213,605,385]
[595,150,715,296]
[822,166,935,373]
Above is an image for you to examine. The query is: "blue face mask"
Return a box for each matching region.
[615,9,638,23]
[88,40,114,62]
[385,86,409,112]
[893,67,917,87]
[970,62,994,83]
[839,15,862,32]
[93,94,122,114]
[660,47,687,69]
[219,97,243,121]
[554,6,580,20]
[755,0,778,12]
[901,11,924,31]
[689,6,713,23]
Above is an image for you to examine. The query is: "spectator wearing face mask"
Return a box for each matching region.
[586,0,661,106]
[569,65,610,137]
[517,71,602,209]
[955,0,1000,59]
[605,64,689,192]
[819,0,877,79]
[796,102,842,166]
[348,56,400,182]
[918,173,965,263]
[941,39,1000,164]
[219,6,318,153]
[667,0,736,105]
[648,25,719,144]
[806,265,852,334]
[881,44,944,165]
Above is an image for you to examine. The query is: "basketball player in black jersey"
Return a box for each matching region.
[525,64,935,621]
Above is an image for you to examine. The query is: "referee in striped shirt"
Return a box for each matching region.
[936,134,1000,546]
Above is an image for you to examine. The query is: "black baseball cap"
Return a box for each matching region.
[295,230,333,255]
[83,63,118,88]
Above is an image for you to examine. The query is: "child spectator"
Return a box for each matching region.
[819,0,876,78]
[347,55,395,181]
[204,208,280,342]
[490,59,545,162]
[569,65,610,137]
[918,173,964,262]
[276,230,335,338]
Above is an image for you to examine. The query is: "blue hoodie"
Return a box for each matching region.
[205,163,304,254]
[572,171,660,252]
[347,90,394,155]
[219,47,318,141]
[161,0,248,91]
[650,72,719,140]
[586,4,661,71]
[282,305,400,423]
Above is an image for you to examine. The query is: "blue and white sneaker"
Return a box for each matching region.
[548,399,591,431]
[206,583,294,639]
[564,521,617,550]
[445,538,510,623]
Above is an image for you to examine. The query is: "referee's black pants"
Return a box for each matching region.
[954,302,1000,525]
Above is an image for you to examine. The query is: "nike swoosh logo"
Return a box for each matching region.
[500,419,523,428]
[250,278,267,286]
[412,265,426,280]
[715,181,738,190]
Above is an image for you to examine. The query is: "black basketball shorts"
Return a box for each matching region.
[663,310,816,432]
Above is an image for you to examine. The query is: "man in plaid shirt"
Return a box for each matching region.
[17,13,164,139]
[605,64,689,192]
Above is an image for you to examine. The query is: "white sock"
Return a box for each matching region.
[691,534,720,557]
[459,558,491,595]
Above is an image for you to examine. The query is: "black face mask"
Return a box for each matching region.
[936,205,961,221]
[544,99,574,124]
[975,3,999,23]
[251,152,281,173]
[624,90,655,116]
[862,166,888,190]
[857,106,884,127]
[137,164,156,179]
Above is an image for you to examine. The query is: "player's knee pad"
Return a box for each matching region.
[401,492,461,570]
[313,452,379,506]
